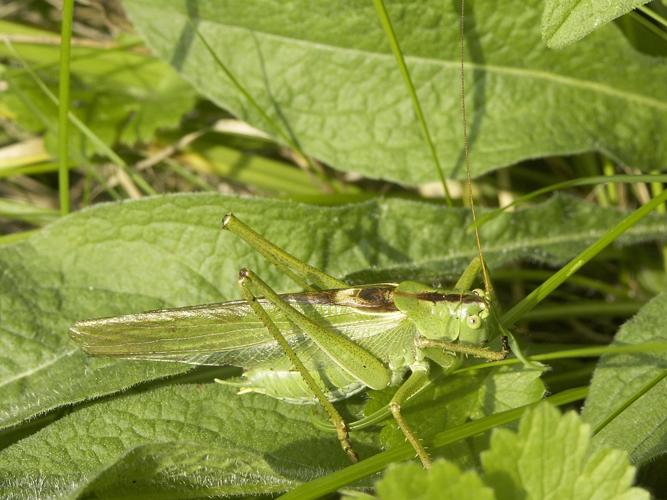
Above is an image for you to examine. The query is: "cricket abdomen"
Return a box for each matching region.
[225,326,413,403]
[227,366,367,404]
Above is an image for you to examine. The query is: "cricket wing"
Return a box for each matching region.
[69,286,409,369]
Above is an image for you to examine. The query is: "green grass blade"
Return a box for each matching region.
[2,40,156,197]
[502,188,667,326]
[191,24,335,194]
[320,341,666,434]
[592,368,667,436]
[57,0,74,215]
[522,300,643,322]
[0,230,39,246]
[454,342,667,374]
[474,174,667,229]
[493,269,630,300]
[628,10,667,46]
[0,199,59,225]
[372,0,453,205]
[638,5,667,29]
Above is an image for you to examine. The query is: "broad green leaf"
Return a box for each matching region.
[582,291,667,466]
[481,403,649,500]
[123,0,667,184]
[2,194,667,432]
[365,403,648,499]
[73,443,285,498]
[0,383,379,498]
[374,460,494,500]
[471,365,546,418]
[0,20,196,157]
[542,0,651,49]
[466,364,547,472]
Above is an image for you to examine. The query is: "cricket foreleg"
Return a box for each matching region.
[416,336,510,361]
[223,213,347,291]
[389,368,432,469]
[238,270,358,463]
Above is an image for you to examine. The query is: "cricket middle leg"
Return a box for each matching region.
[388,368,433,469]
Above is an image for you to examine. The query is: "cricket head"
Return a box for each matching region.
[393,281,497,346]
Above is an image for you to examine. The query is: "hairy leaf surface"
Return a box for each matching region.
[123,0,667,183]
[542,0,652,48]
[583,292,667,466]
[2,194,666,431]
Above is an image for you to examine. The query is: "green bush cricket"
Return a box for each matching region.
[68,0,511,468]
[70,214,509,467]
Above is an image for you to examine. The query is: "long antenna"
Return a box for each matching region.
[459,0,492,294]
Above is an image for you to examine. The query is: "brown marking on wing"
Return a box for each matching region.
[352,286,398,311]
[284,285,398,312]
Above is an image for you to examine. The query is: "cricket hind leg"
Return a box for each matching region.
[222,213,347,291]
[237,269,359,463]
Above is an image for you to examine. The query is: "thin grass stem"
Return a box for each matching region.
[57,0,74,214]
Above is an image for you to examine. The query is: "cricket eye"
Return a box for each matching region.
[466,314,482,329]
[472,288,485,297]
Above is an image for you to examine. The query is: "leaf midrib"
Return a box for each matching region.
[0,348,76,390]
[382,218,667,270]
[186,13,667,113]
